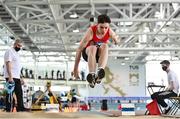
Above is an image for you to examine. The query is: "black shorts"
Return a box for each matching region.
[82,47,99,63]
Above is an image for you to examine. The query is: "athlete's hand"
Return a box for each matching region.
[8,77,14,83]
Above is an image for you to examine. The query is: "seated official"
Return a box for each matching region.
[151,60,179,114]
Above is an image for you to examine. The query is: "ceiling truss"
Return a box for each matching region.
[0,0,180,63]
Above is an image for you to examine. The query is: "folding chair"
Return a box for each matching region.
[168,94,180,115]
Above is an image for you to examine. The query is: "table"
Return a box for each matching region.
[147,85,165,95]
[146,85,165,114]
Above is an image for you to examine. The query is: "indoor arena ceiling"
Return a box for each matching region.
[0,0,180,63]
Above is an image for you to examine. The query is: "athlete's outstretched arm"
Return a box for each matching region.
[109,28,120,45]
[73,28,93,79]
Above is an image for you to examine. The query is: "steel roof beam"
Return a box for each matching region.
[5,0,180,5]
[10,18,180,24]
[109,47,180,51]
[49,0,180,4]
[28,47,180,53]
[29,32,180,36]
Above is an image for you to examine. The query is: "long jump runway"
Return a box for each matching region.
[0,111,176,119]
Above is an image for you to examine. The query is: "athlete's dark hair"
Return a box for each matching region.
[98,14,111,24]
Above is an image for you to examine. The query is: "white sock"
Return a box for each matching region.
[89,72,95,74]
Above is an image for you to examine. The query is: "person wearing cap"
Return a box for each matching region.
[4,39,25,112]
[151,60,179,114]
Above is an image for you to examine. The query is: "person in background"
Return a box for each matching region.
[151,60,179,114]
[4,39,25,112]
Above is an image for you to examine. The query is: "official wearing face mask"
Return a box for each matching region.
[4,39,25,112]
[14,46,21,52]
[162,65,168,71]
[151,60,179,114]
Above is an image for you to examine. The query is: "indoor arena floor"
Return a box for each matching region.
[0,111,179,119]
